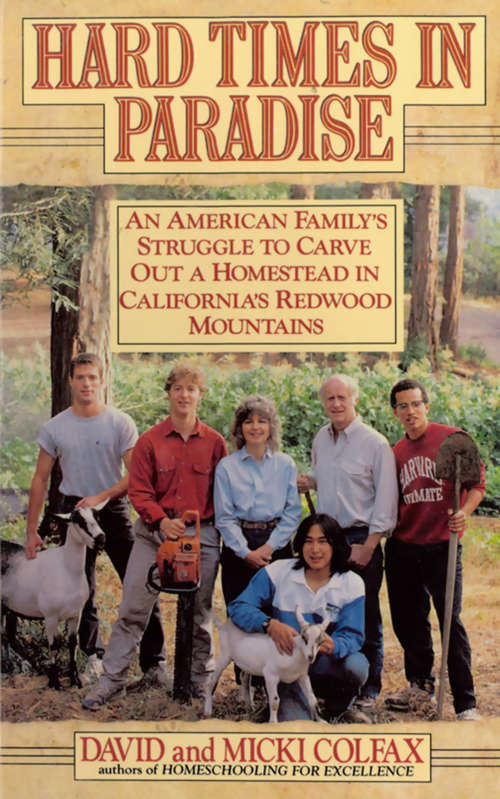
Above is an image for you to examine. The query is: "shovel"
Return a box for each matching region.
[435,431,481,719]
[305,490,316,514]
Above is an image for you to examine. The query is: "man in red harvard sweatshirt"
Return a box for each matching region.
[385,378,485,721]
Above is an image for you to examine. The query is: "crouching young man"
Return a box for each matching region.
[385,378,485,721]
[226,513,369,722]
[82,362,227,709]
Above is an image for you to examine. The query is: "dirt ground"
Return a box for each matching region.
[1,517,498,726]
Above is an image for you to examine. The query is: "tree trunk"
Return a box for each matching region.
[49,278,79,418]
[360,183,389,199]
[77,185,115,399]
[289,184,314,200]
[45,186,113,519]
[439,186,465,354]
[407,185,441,368]
[46,244,80,515]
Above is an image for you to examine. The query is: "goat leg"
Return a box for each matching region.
[263,674,280,724]
[1,610,16,674]
[203,653,231,717]
[48,652,61,689]
[240,671,255,711]
[46,618,61,690]
[67,618,81,688]
[296,673,323,721]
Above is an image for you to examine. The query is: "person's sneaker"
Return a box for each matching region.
[80,654,103,687]
[142,666,172,691]
[456,708,481,721]
[81,681,125,710]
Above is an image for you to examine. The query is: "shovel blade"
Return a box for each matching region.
[435,431,481,488]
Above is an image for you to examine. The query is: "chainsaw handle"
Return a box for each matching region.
[181,509,200,533]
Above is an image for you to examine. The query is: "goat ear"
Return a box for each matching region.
[53,512,71,520]
[320,617,330,632]
[295,605,307,629]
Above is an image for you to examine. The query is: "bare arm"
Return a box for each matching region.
[26,447,55,558]
[75,447,134,509]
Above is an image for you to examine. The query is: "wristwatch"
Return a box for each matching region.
[262,618,272,634]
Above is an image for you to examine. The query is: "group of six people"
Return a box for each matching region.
[25,353,484,721]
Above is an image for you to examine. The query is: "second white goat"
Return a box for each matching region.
[204,607,329,722]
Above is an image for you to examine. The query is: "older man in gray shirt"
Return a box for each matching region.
[298,374,398,714]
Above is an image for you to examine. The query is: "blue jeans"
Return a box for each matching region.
[277,651,369,721]
[345,527,384,698]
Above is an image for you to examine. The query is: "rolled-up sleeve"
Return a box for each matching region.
[369,441,398,536]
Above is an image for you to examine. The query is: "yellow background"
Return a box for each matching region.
[1,2,498,798]
[20,16,485,175]
[111,200,403,351]
[2,1,499,186]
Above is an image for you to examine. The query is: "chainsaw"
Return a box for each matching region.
[147,509,201,593]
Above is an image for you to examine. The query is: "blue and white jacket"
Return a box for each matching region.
[228,558,365,661]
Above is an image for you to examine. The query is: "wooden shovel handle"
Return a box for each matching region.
[437,453,462,719]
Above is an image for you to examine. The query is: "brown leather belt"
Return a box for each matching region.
[239,518,280,531]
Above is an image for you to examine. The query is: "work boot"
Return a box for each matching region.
[81,680,126,710]
[385,681,435,712]
[142,665,172,691]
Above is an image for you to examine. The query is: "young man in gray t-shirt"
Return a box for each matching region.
[25,352,166,686]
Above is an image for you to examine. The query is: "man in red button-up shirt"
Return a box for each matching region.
[82,362,227,709]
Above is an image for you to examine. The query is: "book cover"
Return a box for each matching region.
[1,2,498,799]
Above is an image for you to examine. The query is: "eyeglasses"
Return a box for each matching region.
[395,400,425,410]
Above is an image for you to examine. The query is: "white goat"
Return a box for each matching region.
[204,607,329,723]
[1,505,105,689]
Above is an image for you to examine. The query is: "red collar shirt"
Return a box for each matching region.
[128,416,228,529]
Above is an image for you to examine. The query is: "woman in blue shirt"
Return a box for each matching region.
[214,395,302,607]
[228,513,369,721]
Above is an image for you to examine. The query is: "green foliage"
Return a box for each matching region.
[2,352,499,513]
[478,465,500,516]
[0,438,38,490]
[117,182,290,202]
[0,345,51,442]
[457,343,496,369]
[0,187,93,307]
[462,212,500,298]
[0,517,26,542]
[462,520,500,567]
[398,335,430,370]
